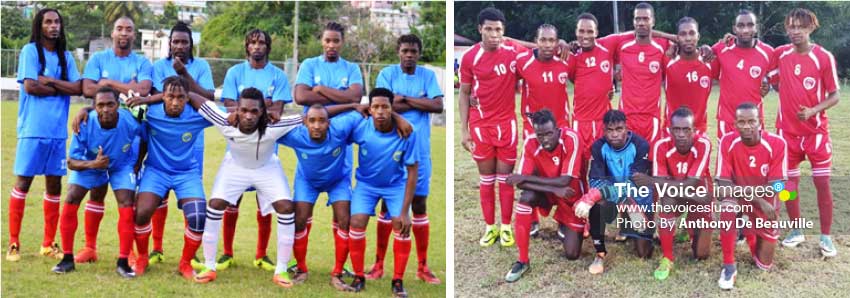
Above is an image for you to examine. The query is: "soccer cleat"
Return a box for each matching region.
[330,274,353,291]
[216,254,234,270]
[479,225,499,247]
[588,254,605,275]
[717,265,736,290]
[349,275,366,292]
[6,244,21,262]
[292,269,308,284]
[148,251,165,264]
[74,247,98,263]
[820,235,838,257]
[391,279,408,298]
[178,261,196,280]
[781,229,805,248]
[190,256,206,271]
[342,264,355,278]
[286,259,298,273]
[504,261,530,283]
[253,256,275,271]
[40,242,62,259]
[273,272,293,288]
[134,256,149,276]
[194,268,217,283]
[416,266,441,284]
[653,257,673,281]
[52,256,76,274]
[365,262,384,280]
[500,225,515,247]
[530,221,540,237]
[116,259,136,279]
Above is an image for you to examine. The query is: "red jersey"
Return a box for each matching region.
[663,56,716,132]
[516,50,571,127]
[568,36,619,121]
[716,131,788,186]
[518,127,582,180]
[768,44,839,136]
[616,35,671,117]
[711,40,774,124]
[459,40,527,126]
[652,134,712,179]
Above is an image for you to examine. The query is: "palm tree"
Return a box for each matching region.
[104,2,147,26]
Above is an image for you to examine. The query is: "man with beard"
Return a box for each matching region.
[7,8,82,262]
[662,17,715,134]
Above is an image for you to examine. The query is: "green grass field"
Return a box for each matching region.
[454,86,850,296]
[1,101,446,297]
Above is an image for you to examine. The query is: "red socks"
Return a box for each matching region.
[42,193,61,247]
[412,214,430,268]
[8,188,27,246]
[182,227,202,264]
[135,223,152,257]
[375,213,392,265]
[813,175,833,235]
[719,204,737,265]
[349,227,367,276]
[83,201,105,250]
[256,211,272,259]
[514,204,532,263]
[333,226,350,276]
[293,217,312,272]
[151,198,168,252]
[59,203,80,254]
[479,175,496,225]
[222,206,238,256]
[117,207,135,258]
[496,174,514,225]
[658,215,676,261]
[392,228,412,280]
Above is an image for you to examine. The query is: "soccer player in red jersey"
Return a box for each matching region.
[715,102,788,290]
[711,10,774,138]
[504,109,583,282]
[766,8,840,257]
[516,24,571,139]
[633,107,713,281]
[663,17,715,135]
[459,7,527,247]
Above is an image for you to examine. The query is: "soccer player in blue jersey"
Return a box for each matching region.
[367,34,443,284]
[573,109,654,275]
[7,8,82,262]
[53,87,141,277]
[347,88,418,298]
[214,28,294,271]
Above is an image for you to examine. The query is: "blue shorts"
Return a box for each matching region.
[293,172,351,206]
[414,157,432,197]
[69,165,136,191]
[14,138,67,176]
[138,166,205,200]
[351,181,406,217]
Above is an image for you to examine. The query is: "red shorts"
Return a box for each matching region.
[471,120,518,164]
[626,114,661,144]
[724,198,780,243]
[779,130,832,177]
[532,180,586,233]
[573,120,603,159]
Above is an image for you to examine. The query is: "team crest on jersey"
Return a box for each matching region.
[332,147,342,157]
[122,143,131,153]
[44,67,51,75]
[102,70,110,78]
[552,156,560,165]
[361,148,368,156]
[301,152,308,159]
[268,85,275,95]
[749,66,762,78]
[392,150,402,162]
[238,84,245,92]
[649,61,660,74]
[341,77,348,85]
[509,61,517,73]
[558,72,568,84]
[700,76,710,88]
[760,164,769,176]
[314,76,321,84]
[803,77,816,90]
[181,132,193,142]
[601,61,611,73]
[418,90,425,97]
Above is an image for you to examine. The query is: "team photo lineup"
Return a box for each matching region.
[2,3,446,297]
[455,2,848,295]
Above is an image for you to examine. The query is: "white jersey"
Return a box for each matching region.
[198,101,301,169]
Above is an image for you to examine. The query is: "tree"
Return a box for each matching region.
[104,2,148,26]
[411,1,446,64]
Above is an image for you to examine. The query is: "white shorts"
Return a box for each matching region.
[210,152,292,215]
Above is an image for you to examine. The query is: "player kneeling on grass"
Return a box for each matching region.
[631,107,713,281]
[503,109,584,282]
[574,109,654,275]
[347,88,419,298]
[53,86,142,277]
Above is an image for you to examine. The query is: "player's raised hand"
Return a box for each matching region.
[698,45,716,63]
[227,112,239,127]
[607,88,615,101]
[665,42,679,58]
[760,81,771,97]
[353,104,370,117]
[722,33,736,47]
[268,110,281,123]
[93,146,109,169]
[71,107,93,134]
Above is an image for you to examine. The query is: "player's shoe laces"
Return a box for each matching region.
[74,247,98,263]
[530,221,540,237]
[717,265,736,290]
[653,257,673,280]
[781,229,805,248]
[391,279,408,298]
[479,225,499,247]
[349,275,366,292]
[178,261,195,280]
[217,254,234,270]
[416,266,441,284]
[254,256,275,271]
[588,254,605,275]
[500,225,515,247]
[190,255,206,271]
[6,244,21,262]
[820,235,838,257]
[194,268,217,283]
[366,262,384,280]
[148,251,165,264]
[331,274,353,291]
[504,261,530,282]
[52,255,76,274]
[116,258,136,279]
[40,242,62,259]
[273,272,293,288]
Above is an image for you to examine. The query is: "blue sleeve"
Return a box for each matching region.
[332,111,364,139]
[375,67,392,90]
[137,58,153,83]
[65,51,81,82]
[197,60,215,91]
[588,140,612,188]
[629,136,651,175]
[221,66,239,101]
[82,52,101,81]
[277,126,302,146]
[68,129,87,160]
[403,129,418,166]
[151,61,165,92]
[347,62,364,86]
[272,70,293,102]
[17,44,39,83]
[425,71,444,99]
[348,119,367,145]
[294,59,314,87]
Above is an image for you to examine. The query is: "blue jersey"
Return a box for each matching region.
[295,56,363,111]
[83,49,152,87]
[349,118,418,187]
[589,132,652,204]
[151,57,215,93]
[277,111,362,188]
[375,65,443,159]
[16,42,81,139]
[142,102,211,174]
[221,61,292,102]
[69,109,142,170]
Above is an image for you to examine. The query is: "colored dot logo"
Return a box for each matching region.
[774,182,798,202]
